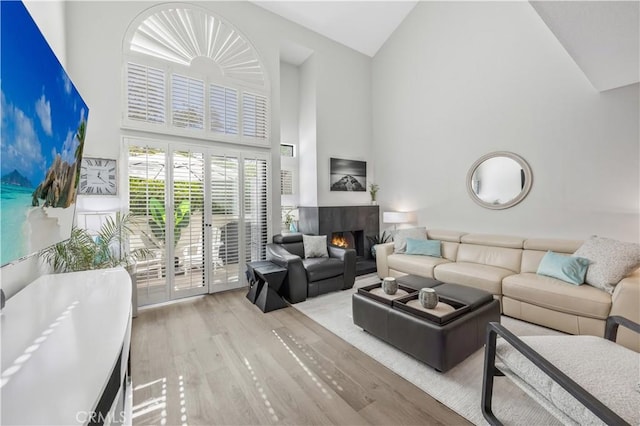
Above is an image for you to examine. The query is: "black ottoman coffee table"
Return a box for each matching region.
[352,275,500,372]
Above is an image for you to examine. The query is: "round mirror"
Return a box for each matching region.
[466,151,532,210]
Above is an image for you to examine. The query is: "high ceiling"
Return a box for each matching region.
[251,1,418,57]
[251,1,639,92]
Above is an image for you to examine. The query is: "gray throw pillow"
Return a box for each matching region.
[393,227,427,254]
[573,236,640,293]
[303,235,328,259]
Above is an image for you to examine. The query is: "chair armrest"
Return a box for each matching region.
[266,243,302,266]
[375,242,395,278]
[482,322,628,426]
[610,271,640,351]
[605,315,640,342]
[328,245,356,289]
[266,244,307,303]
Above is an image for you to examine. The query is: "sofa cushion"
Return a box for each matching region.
[393,227,427,253]
[302,234,328,258]
[537,251,589,285]
[434,262,513,295]
[461,233,524,249]
[496,335,640,425]
[502,273,611,319]
[456,243,522,273]
[426,229,465,243]
[523,238,583,253]
[573,236,640,294]
[406,238,441,257]
[302,258,343,282]
[388,253,450,279]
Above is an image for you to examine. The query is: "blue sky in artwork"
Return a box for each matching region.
[1,1,89,188]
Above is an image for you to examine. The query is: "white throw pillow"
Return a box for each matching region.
[393,227,427,254]
[302,235,328,259]
[573,236,640,293]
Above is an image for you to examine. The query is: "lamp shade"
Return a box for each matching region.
[383,211,411,224]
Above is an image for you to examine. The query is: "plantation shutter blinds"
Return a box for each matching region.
[280,170,293,195]
[210,154,241,286]
[244,157,269,261]
[172,74,205,129]
[126,63,166,124]
[210,85,238,135]
[242,92,268,140]
[127,145,168,305]
[172,150,206,290]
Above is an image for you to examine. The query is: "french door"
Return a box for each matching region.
[126,138,270,306]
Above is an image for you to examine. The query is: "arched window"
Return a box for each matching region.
[122,4,270,145]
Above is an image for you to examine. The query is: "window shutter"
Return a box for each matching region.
[244,156,269,261]
[280,170,293,195]
[172,74,204,129]
[210,85,238,135]
[127,63,166,124]
[172,150,206,289]
[127,145,168,304]
[242,92,268,140]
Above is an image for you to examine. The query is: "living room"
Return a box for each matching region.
[1,1,638,425]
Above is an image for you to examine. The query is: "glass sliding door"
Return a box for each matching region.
[126,138,271,305]
[243,156,269,263]
[209,153,241,291]
[170,149,207,299]
[128,144,169,306]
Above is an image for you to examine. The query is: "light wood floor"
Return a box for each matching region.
[130,289,472,425]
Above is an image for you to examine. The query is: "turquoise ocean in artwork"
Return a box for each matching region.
[0,184,34,265]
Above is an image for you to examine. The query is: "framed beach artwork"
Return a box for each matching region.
[0,1,89,266]
[330,158,366,191]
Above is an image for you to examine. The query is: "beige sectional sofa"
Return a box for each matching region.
[375,230,640,352]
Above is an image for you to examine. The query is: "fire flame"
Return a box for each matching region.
[332,236,349,248]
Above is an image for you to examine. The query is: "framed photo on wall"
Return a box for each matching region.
[330,158,366,191]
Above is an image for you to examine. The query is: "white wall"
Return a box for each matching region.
[372,1,639,242]
[298,55,319,207]
[23,1,66,66]
[280,61,300,208]
[315,41,373,207]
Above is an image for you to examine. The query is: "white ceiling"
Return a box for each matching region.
[253,1,639,92]
[530,1,639,91]
[251,1,418,58]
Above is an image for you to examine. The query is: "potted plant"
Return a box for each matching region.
[369,183,379,205]
[39,212,151,316]
[366,230,392,259]
[283,208,298,233]
[40,211,150,272]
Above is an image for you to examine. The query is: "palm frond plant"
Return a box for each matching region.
[366,230,393,259]
[40,212,151,273]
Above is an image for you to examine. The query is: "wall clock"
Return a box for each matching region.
[79,157,117,195]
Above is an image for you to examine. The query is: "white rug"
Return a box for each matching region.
[293,274,565,426]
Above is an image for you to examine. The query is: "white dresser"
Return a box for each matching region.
[1,267,132,425]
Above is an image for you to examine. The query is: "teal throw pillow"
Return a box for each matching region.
[405,238,441,258]
[537,251,590,285]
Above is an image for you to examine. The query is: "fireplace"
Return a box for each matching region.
[331,230,365,258]
[298,205,379,275]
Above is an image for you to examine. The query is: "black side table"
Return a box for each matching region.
[246,261,288,313]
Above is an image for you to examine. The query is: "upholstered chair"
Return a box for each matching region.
[266,233,356,303]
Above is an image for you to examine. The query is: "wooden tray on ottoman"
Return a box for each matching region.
[393,294,471,325]
[357,283,417,306]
